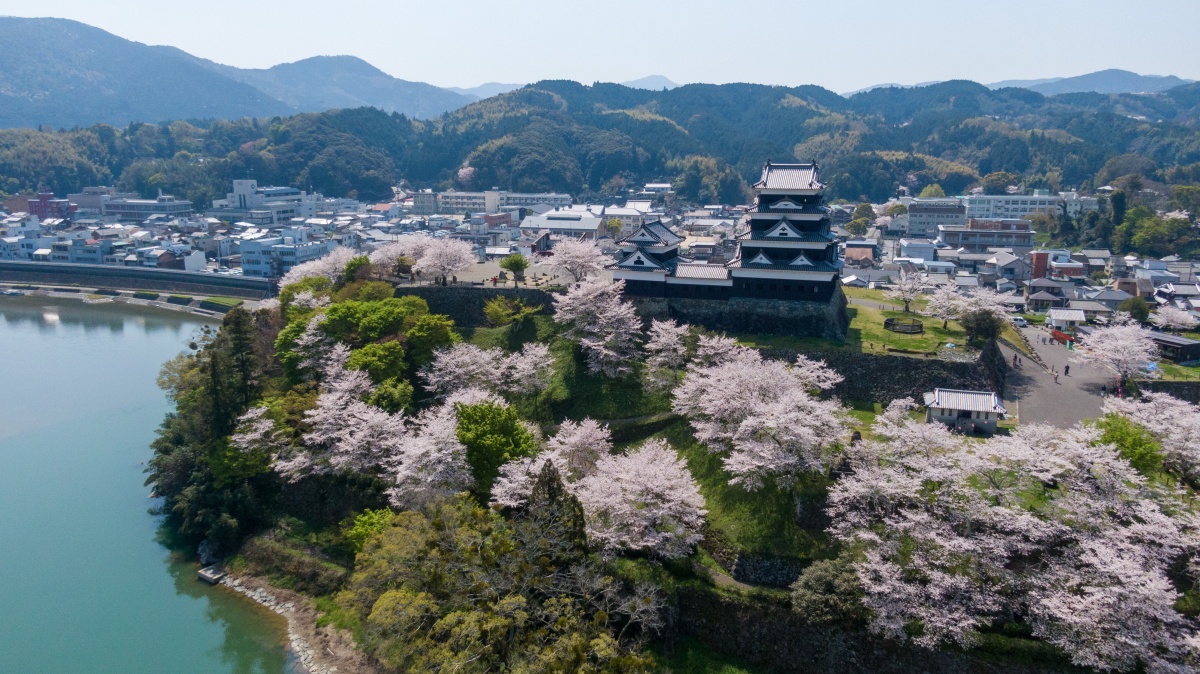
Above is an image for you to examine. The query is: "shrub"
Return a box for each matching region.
[239,537,349,596]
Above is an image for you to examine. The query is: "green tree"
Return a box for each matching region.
[454,401,539,497]
[918,183,946,198]
[981,171,1017,195]
[483,296,541,327]
[342,256,372,287]
[404,314,459,367]
[1118,296,1151,323]
[1093,414,1164,476]
[368,378,414,414]
[346,341,407,383]
[885,202,908,217]
[1110,190,1127,229]
[499,254,529,282]
[846,218,870,236]
[851,203,875,221]
[1173,185,1200,221]
[605,217,623,239]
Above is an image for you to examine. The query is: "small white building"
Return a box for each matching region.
[924,388,1006,436]
[1047,308,1086,331]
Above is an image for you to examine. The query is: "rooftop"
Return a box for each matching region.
[754,162,824,191]
[923,389,1006,414]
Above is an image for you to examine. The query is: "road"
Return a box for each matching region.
[998,326,1113,428]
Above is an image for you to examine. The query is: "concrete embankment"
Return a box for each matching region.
[0,260,273,299]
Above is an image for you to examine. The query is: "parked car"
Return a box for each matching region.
[1011,316,1028,328]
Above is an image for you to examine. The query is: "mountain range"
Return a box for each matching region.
[0,17,474,127]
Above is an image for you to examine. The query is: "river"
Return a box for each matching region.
[0,295,298,674]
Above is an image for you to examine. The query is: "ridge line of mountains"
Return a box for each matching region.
[0,17,1196,130]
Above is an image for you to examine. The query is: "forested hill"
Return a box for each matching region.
[6,78,1200,208]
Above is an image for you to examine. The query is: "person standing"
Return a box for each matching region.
[1054,373,1060,384]
[1064,364,1070,376]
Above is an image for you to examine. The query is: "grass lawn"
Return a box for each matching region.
[646,420,835,561]
[1157,361,1200,381]
[466,315,671,422]
[201,296,244,308]
[734,303,968,355]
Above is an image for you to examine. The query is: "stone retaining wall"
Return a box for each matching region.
[1138,380,1200,403]
[762,340,1007,404]
[630,291,850,340]
[670,586,1078,674]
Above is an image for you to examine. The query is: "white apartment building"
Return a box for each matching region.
[435,190,573,215]
[1059,191,1101,217]
[240,227,335,278]
[962,193,1060,219]
[210,180,319,226]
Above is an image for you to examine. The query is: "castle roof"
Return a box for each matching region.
[754,162,823,191]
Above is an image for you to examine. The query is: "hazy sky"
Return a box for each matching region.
[3,0,1198,92]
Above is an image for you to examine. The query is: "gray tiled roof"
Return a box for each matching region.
[923,389,1006,414]
[674,263,730,280]
[754,163,824,190]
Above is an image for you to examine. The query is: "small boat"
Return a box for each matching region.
[0,289,24,297]
[198,565,227,584]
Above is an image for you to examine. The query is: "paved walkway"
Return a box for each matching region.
[997,326,1113,428]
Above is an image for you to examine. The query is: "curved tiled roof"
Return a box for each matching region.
[754,162,824,190]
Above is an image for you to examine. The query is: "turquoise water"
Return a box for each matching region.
[0,296,296,674]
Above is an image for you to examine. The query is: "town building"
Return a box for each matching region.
[103,193,194,221]
[1149,333,1200,363]
[26,193,78,221]
[612,161,842,302]
[924,388,1006,436]
[520,210,605,239]
[240,228,335,278]
[962,193,1060,219]
[906,198,966,238]
[208,180,317,225]
[938,218,1033,252]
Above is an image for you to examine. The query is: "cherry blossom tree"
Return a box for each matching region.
[1151,305,1199,332]
[692,333,756,367]
[386,401,473,508]
[825,412,1200,669]
[673,349,847,488]
[1105,392,1200,478]
[368,236,431,277]
[548,238,609,282]
[414,237,475,282]
[291,290,331,311]
[280,246,359,287]
[643,319,690,388]
[546,418,612,481]
[886,271,925,313]
[502,342,553,396]
[1072,321,1161,384]
[574,439,707,559]
[230,406,284,455]
[553,279,643,377]
[422,342,553,397]
[422,343,506,394]
[923,284,964,329]
[490,418,613,509]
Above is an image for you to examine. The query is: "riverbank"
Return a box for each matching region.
[219,573,382,674]
[0,283,267,319]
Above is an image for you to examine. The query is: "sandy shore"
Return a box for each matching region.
[219,574,383,674]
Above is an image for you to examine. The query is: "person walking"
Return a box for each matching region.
[1101,384,1107,397]
[1064,364,1070,376]
[1054,373,1060,384]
